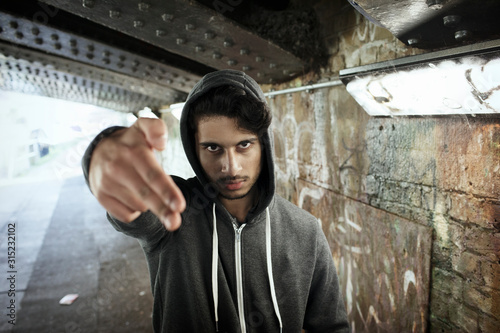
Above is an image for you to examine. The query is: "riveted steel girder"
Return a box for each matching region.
[350,0,500,49]
[39,0,306,83]
[0,11,201,94]
[0,41,185,112]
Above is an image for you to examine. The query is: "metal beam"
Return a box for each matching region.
[0,41,185,112]
[39,0,307,83]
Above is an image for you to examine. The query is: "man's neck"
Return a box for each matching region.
[220,186,259,224]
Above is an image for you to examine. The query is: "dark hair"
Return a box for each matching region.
[188,85,272,138]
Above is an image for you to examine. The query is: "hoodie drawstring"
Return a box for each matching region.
[211,203,282,332]
[212,203,219,331]
[265,207,283,333]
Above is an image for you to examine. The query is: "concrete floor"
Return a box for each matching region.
[0,176,154,333]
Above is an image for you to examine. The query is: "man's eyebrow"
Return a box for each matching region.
[199,141,219,147]
[199,137,258,147]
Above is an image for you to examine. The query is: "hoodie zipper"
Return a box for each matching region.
[233,222,247,333]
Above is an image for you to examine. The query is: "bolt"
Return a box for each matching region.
[240,48,249,55]
[283,69,290,75]
[102,50,111,57]
[162,14,174,22]
[185,24,195,31]
[426,0,443,10]
[156,29,166,37]
[224,39,233,47]
[71,48,78,55]
[14,31,23,39]
[117,62,124,68]
[443,15,461,27]
[205,31,215,39]
[407,38,420,45]
[119,55,126,61]
[132,60,140,66]
[242,65,251,71]
[269,63,276,69]
[176,38,186,45]
[54,43,62,50]
[70,39,77,47]
[82,0,95,9]
[109,10,121,19]
[103,58,110,64]
[255,56,264,62]
[138,2,150,11]
[212,52,222,60]
[257,72,264,78]
[35,38,43,45]
[227,59,237,66]
[10,21,18,29]
[31,27,40,36]
[51,34,59,41]
[195,45,204,52]
[133,20,144,28]
[86,53,94,59]
[87,44,95,52]
[455,30,471,41]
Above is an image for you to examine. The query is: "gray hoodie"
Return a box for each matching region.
[83,69,349,332]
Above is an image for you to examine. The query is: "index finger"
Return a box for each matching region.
[133,117,168,151]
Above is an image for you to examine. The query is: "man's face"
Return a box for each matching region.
[195,115,262,201]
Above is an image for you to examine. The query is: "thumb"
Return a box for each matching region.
[134,117,168,150]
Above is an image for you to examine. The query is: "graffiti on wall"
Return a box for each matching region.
[296,179,432,332]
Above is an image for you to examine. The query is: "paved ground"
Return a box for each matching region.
[0,176,154,333]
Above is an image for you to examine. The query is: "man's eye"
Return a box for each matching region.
[206,145,220,152]
[239,142,251,149]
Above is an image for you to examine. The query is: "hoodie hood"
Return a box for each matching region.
[180,69,275,219]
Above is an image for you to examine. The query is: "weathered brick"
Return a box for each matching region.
[431,267,464,300]
[464,226,500,256]
[463,284,500,320]
[479,316,500,333]
[449,304,480,333]
[452,251,483,286]
[481,259,500,290]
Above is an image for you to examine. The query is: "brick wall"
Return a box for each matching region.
[265,1,500,332]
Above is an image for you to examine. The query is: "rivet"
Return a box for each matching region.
[102,50,111,57]
[186,24,195,31]
[0,27,3,34]
[176,38,186,45]
[156,29,166,37]
[35,38,43,45]
[162,14,174,22]
[212,52,222,60]
[54,43,62,50]
[224,39,233,47]
[133,20,144,28]
[50,34,59,41]
[132,60,140,66]
[408,38,420,45]
[443,15,461,27]
[71,48,79,55]
[147,64,154,70]
[283,69,290,75]
[103,58,110,64]
[138,2,150,11]
[455,30,471,41]
[70,39,77,47]
[242,65,251,71]
[119,55,126,61]
[227,59,237,66]
[117,63,124,68]
[240,48,249,55]
[87,44,95,52]
[257,72,264,78]
[205,31,215,39]
[426,0,443,10]
[109,10,121,19]
[86,53,94,59]
[10,21,18,29]
[15,31,23,39]
[195,45,205,52]
[269,63,276,69]
[166,79,173,84]
[255,56,264,62]
[31,27,40,36]
[82,0,95,9]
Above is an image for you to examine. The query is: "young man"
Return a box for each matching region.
[83,69,349,332]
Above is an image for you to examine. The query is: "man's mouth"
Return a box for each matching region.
[218,177,247,191]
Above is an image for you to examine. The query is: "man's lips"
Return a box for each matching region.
[218,177,247,190]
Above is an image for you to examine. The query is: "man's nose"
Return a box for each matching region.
[221,150,242,174]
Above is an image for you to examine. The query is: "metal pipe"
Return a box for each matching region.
[263,79,343,97]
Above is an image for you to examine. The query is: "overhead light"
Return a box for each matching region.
[340,39,500,116]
